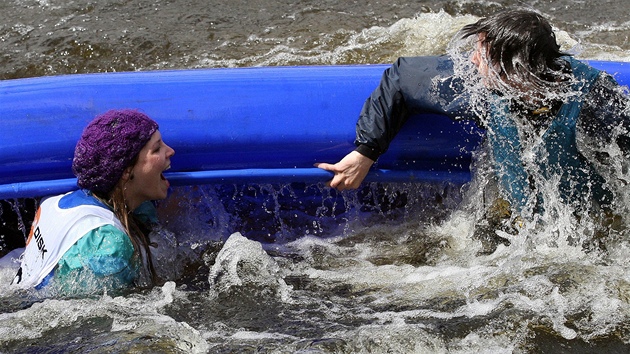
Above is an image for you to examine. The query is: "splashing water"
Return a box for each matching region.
[2,3,630,352]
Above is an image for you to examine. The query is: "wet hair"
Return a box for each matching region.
[459,9,570,91]
[107,180,159,286]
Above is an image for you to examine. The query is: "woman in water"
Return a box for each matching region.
[12,109,175,296]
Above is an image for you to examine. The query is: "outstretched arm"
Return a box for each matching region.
[315,58,408,191]
[317,56,463,191]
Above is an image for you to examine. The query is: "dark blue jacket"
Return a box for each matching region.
[354,55,630,212]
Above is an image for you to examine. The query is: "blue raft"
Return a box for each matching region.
[0,59,628,200]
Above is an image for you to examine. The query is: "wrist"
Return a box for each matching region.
[354,144,379,162]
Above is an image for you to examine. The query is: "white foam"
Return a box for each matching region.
[208,232,291,301]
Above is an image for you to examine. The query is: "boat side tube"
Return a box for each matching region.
[1,59,625,199]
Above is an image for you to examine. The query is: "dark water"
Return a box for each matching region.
[2,0,629,80]
[2,0,630,353]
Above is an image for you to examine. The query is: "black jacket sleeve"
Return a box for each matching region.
[354,55,473,160]
[578,72,630,156]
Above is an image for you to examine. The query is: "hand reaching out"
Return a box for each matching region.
[315,151,374,191]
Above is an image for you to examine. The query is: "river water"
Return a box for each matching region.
[2,0,630,353]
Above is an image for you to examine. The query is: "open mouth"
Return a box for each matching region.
[161,165,171,180]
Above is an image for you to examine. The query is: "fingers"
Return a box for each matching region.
[315,162,338,188]
[329,174,345,190]
[315,162,347,190]
[316,151,374,191]
[314,162,336,172]
[327,170,358,191]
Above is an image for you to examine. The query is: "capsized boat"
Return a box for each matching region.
[1,58,627,200]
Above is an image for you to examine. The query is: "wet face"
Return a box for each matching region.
[471,34,488,75]
[123,131,175,210]
[470,33,499,86]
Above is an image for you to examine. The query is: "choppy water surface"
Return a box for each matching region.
[2,0,630,353]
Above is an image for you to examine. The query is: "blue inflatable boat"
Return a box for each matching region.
[0,59,628,200]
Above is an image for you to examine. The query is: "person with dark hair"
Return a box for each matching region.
[11,109,175,296]
[316,9,630,238]
[461,10,569,94]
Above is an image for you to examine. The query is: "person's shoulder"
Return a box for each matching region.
[58,189,110,210]
[388,55,454,84]
[394,55,452,68]
[80,224,133,256]
[58,224,132,272]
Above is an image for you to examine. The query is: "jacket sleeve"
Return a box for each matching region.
[354,55,472,160]
[578,72,630,156]
[55,224,137,293]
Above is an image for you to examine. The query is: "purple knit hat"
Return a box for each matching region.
[72,109,159,195]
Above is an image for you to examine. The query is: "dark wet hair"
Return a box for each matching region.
[459,9,569,88]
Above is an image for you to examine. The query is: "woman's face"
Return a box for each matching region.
[124,131,175,210]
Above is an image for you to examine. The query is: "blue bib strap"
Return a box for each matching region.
[486,100,532,212]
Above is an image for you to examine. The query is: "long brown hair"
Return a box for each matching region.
[95,178,159,286]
